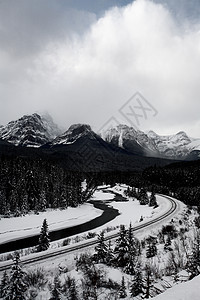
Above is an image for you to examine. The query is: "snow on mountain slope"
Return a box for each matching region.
[101,124,158,156]
[0,113,61,147]
[1,113,200,160]
[101,124,200,159]
[153,275,200,300]
[50,124,94,145]
[147,130,200,158]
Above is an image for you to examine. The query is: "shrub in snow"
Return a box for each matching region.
[25,267,47,289]
[162,224,178,239]
[62,238,71,246]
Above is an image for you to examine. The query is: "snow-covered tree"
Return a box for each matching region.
[143,264,153,299]
[130,260,143,297]
[93,231,108,263]
[138,188,149,205]
[64,276,79,300]
[124,223,140,275]
[164,235,172,251]
[114,225,129,268]
[149,191,158,207]
[187,230,200,279]
[0,271,9,299]
[50,274,62,300]
[194,216,200,229]
[106,240,115,266]
[146,238,157,258]
[7,251,27,300]
[39,190,47,211]
[118,276,127,298]
[37,218,50,252]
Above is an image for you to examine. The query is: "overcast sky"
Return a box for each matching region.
[0,0,200,136]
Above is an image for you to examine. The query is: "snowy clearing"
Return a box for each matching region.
[0,203,102,244]
[152,275,200,300]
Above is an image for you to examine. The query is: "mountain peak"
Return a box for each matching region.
[0,113,61,147]
[68,123,91,133]
[50,123,93,146]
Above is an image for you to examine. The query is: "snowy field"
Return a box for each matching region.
[0,203,102,244]
[152,275,200,300]
[91,184,172,233]
[0,184,182,247]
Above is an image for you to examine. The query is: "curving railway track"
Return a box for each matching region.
[0,194,178,272]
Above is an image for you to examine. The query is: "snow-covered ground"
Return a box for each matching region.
[0,184,190,300]
[152,275,200,300]
[0,184,183,247]
[91,185,183,237]
[0,184,154,245]
[0,203,102,244]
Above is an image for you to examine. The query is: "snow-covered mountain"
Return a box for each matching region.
[0,113,62,147]
[101,124,159,156]
[101,125,200,159]
[146,130,200,158]
[1,113,200,160]
[50,124,95,146]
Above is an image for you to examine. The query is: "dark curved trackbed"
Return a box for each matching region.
[0,200,120,254]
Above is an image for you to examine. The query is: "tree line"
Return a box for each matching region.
[142,161,200,206]
[0,155,94,216]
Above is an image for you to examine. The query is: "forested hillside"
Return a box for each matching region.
[0,155,92,216]
[143,160,200,206]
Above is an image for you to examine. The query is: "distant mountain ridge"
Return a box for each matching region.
[101,124,200,160]
[0,113,199,160]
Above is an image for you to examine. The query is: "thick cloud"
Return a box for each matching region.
[0,0,200,137]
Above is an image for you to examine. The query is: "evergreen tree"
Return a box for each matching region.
[138,188,149,205]
[164,235,172,251]
[93,231,108,264]
[50,275,62,300]
[106,240,115,266]
[127,223,134,251]
[149,191,158,207]
[194,216,200,229]
[7,251,27,300]
[0,271,9,299]
[124,223,138,275]
[64,276,79,300]
[187,230,200,279]
[130,260,143,297]
[37,218,50,252]
[124,250,136,275]
[60,190,67,209]
[39,190,47,211]
[146,238,157,258]
[143,264,153,299]
[119,276,127,298]
[25,170,38,210]
[114,225,129,268]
